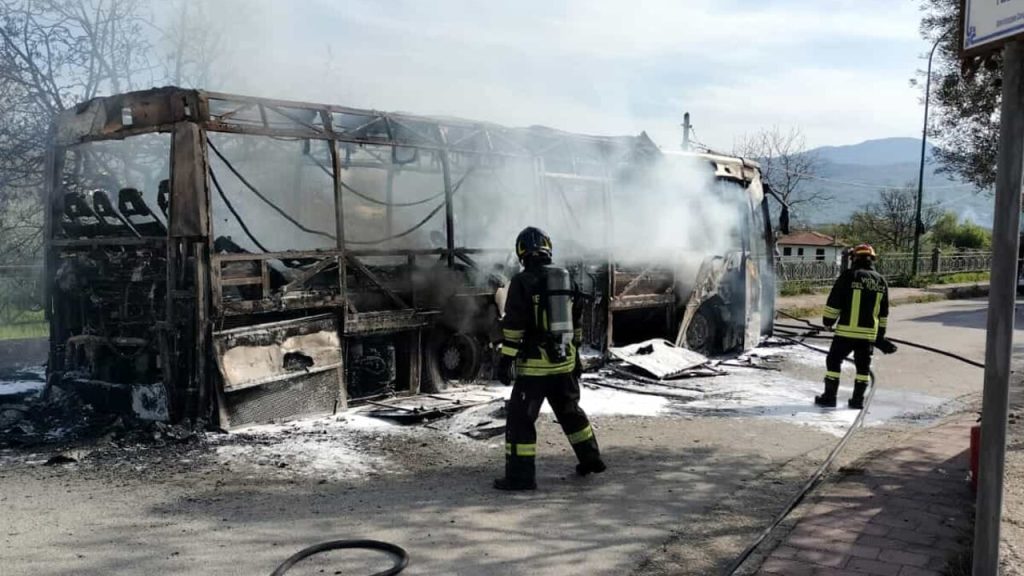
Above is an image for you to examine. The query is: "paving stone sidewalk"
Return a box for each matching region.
[755,415,975,576]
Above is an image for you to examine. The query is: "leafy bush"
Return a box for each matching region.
[930,212,992,250]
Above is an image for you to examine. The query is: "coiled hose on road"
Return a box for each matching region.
[723,313,985,575]
[270,539,409,576]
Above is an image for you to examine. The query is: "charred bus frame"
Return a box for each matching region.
[44,87,784,428]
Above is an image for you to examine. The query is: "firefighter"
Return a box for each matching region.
[816,243,898,410]
[494,226,606,491]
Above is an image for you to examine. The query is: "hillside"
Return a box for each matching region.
[812,137,933,166]
[789,137,992,226]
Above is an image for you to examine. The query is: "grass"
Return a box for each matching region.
[0,309,48,341]
[778,282,823,297]
[777,305,825,319]
[929,271,990,285]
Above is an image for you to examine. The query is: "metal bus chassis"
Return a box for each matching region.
[44,87,778,428]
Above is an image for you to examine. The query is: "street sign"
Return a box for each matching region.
[964,0,1024,54]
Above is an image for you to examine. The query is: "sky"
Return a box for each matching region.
[188,0,931,153]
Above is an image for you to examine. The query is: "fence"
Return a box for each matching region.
[0,265,44,326]
[776,249,993,288]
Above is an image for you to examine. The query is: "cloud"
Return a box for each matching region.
[193,0,928,150]
[677,66,923,151]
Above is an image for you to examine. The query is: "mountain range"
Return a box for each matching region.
[792,137,992,227]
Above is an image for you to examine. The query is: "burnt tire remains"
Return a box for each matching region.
[423,329,482,393]
[685,304,720,356]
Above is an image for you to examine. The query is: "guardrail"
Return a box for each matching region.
[776,249,992,287]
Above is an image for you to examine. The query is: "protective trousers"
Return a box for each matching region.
[824,335,873,400]
[505,373,602,483]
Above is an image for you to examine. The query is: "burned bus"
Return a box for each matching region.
[43,87,788,428]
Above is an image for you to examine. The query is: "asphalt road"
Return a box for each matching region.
[881,297,1021,399]
[0,299,1006,576]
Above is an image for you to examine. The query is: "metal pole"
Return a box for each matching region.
[682,112,691,151]
[323,113,348,307]
[385,168,395,240]
[912,30,951,277]
[973,38,1024,576]
[440,151,455,268]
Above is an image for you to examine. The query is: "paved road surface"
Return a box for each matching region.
[0,299,1008,576]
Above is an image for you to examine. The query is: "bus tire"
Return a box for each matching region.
[685,304,720,356]
[423,328,482,393]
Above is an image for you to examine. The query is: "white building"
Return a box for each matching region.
[777,231,842,264]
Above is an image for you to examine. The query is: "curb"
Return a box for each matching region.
[925,282,989,300]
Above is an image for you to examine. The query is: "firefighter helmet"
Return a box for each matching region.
[851,243,877,260]
[515,226,553,262]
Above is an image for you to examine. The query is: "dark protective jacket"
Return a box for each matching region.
[822,264,890,341]
[500,265,584,377]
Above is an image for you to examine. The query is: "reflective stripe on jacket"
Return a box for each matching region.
[823,266,890,341]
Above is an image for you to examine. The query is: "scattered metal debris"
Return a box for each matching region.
[609,338,710,379]
[361,390,499,425]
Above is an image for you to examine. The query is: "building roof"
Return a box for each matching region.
[777,231,837,247]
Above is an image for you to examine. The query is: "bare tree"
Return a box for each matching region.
[159,0,221,87]
[846,185,941,251]
[0,0,175,263]
[734,126,830,221]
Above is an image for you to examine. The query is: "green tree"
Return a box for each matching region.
[917,0,1000,190]
[929,211,991,249]
[929,212,960,246]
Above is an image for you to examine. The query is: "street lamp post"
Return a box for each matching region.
[912,29,953,277]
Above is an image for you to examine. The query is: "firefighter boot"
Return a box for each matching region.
[848,380,869,410]
[494,450,537,491]
[814,379,839,408]
[569,426,606,476]
[576,459,607,477]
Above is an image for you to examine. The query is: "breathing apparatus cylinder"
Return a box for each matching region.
[542,265,574,362]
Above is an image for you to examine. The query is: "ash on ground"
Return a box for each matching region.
[0,342,955,480]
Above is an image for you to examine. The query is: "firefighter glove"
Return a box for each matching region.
[573,355,583,380]
[498,355,516,386]
[875,338,898,355]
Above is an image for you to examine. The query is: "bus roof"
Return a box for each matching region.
[55,87,757,179]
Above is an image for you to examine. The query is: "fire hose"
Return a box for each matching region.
[270,539,408,576]
[723,312,985,575]
[720,339,877,575]
[774,309,986,368]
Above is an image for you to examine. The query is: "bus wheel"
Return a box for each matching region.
[424,329,482,392]
[685,304,720,356]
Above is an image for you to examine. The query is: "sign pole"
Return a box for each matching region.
[973,38,1024,576]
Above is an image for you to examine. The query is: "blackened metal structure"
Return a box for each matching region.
[45,87,776,428]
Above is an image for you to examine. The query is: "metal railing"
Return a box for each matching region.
[776,250,992,287]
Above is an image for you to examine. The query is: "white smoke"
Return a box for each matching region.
[164,2,750,282]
